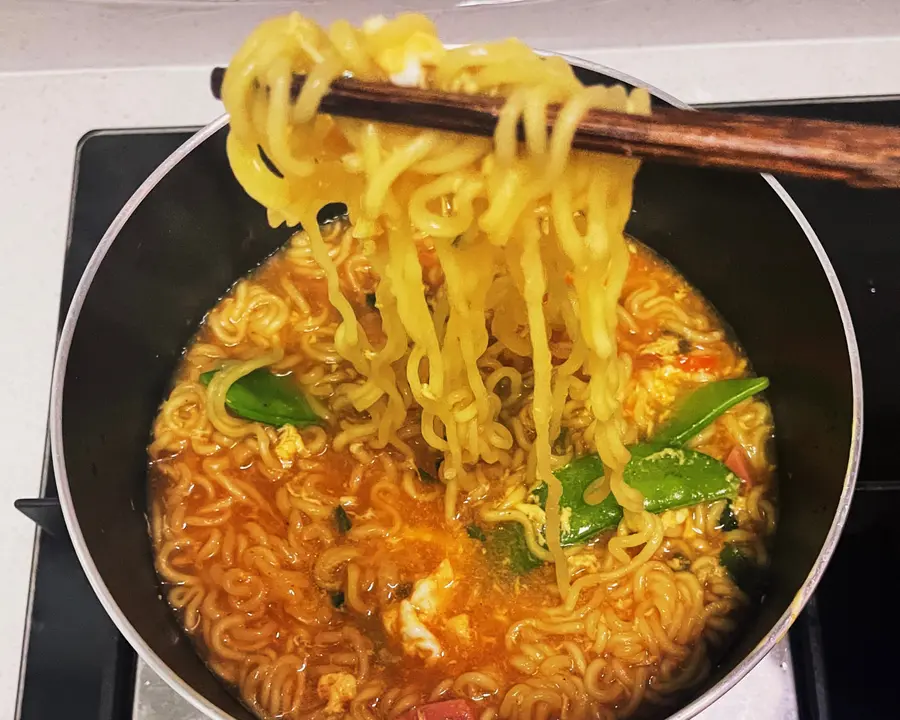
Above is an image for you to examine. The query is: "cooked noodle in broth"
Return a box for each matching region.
[149,12,775,720]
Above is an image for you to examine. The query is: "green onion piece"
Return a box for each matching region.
[334,506,352,534]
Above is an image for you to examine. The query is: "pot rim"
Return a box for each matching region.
[49,55,863,720]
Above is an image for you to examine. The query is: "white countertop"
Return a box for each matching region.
[2,0,899,716]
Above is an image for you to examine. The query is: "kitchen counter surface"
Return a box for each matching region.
[2,0,898,715]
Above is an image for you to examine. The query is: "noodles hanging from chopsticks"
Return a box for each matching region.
[220,11,650,594]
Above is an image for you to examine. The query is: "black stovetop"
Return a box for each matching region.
[16,100,900,719]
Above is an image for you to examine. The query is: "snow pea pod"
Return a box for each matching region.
[486,447,739,575]
[653,376,770,447]
[552,445,739,546]
[494,376,769,572]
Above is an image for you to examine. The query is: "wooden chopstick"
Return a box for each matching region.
[210,67,900,189]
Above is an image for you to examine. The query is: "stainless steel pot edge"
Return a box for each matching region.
[48,59,863,720]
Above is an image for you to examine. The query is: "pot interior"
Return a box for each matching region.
[57,69,855,719]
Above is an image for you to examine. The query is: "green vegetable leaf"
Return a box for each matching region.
[720,544,766,597]
[719,500,739,531]
[485,523,543,575]
[334,506,352,534]
[466,524,487,542]
[418,468,439,484]
[653,377,770,448]
[199,368,319,427]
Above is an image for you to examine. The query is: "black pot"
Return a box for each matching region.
[50,59,862,719]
